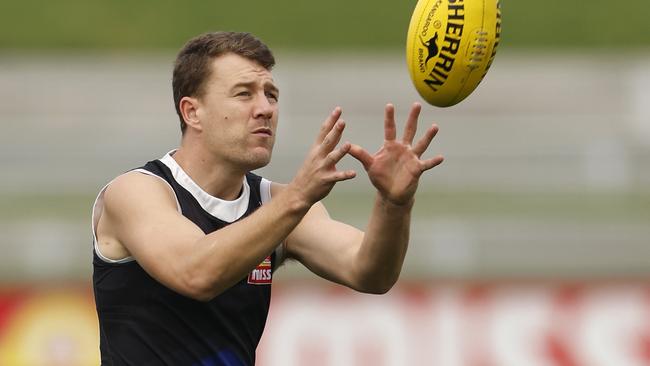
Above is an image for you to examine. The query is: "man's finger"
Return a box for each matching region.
[328,169,357,183]
[348,144,374,170]
[316,107,342,143]
[401,102,421,145]
[325,142,351,166]
[420,155,445,172]
[384,104,397,141]
[412,123,439,157]
[320,120,346,154]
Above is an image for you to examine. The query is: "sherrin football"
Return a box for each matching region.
[406,0,501,107]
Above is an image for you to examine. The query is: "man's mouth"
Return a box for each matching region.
[252,128,273,136]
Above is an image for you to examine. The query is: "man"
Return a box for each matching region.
[92,31,443,365]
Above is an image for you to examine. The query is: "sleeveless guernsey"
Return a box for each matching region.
[92,151,281,366]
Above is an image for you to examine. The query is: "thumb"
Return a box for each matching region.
[348,144,373,170]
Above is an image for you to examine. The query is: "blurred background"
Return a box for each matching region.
[0,0,649,365]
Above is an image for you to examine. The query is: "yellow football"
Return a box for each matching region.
[406,0,501,107]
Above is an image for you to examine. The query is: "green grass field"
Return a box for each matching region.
[2,0,649,51]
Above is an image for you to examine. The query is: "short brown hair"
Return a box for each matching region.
[172,31,275,133]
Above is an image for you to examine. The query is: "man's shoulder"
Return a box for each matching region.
[103,170,177,213]
[110,169,161,188]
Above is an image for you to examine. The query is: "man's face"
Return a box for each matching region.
[196,53,279,171]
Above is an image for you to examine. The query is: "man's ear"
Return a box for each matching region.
[179,96,203,132]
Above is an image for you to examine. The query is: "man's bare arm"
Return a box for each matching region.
[282,196,414,294]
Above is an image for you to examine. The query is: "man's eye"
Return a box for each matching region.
[236,91,251,97]
[266,92,279,101]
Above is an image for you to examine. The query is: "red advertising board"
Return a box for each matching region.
[1,282,649,365]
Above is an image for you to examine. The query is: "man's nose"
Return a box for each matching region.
[253,93,275,119]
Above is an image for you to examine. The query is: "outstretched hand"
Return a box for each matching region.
[289,107,357,205]
[349,103,444,205]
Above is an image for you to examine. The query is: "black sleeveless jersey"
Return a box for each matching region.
[92,152,278,366]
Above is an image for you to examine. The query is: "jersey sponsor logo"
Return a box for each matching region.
[248,256,272,285]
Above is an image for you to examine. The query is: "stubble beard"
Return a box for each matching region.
[232,139,275,172]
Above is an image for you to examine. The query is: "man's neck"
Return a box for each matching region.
[171,147,246,201]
